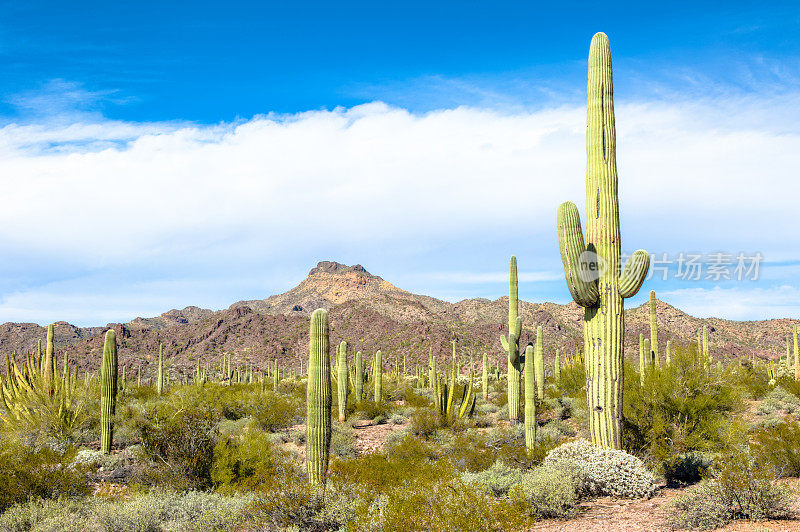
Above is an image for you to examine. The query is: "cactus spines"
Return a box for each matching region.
[524,344,536,452]
[534,326,544,400]
[306,309,332,486]
[156,343,164,396]
[500,256,523,423]
[556,33,649,449]
[100,329,118,453]
[337,341,349,422]
[649,290,659,366]
[373,350,382,402]
[482,353,488,400]
[355,351,363,401]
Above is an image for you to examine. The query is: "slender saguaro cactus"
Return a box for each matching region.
[793,325,799,381]
[666,340,672,366]
[273,360,279,392]
[337,341,349,422]
[355,351,363,402]
[482,353,489,400]
[638,334,645,385]
[554,350,561,382]
[649,291,659,367]
[500,256,523,423]
[534,326,544,400]
[100,329,118,453]
[703,326,710,368]
[156,343,164,396]
[373,350,382,402]
[644,339,651,370]
[43,324,55,391]
[524,344,536,452]
[556,33,649,449]
[306,309,332,486]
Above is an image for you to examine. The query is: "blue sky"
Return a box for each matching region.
[0,2,799,325]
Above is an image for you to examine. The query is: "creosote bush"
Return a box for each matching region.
[668,450,792,530]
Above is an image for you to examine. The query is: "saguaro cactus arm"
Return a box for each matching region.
[557,202,600,307]
[619,250,650,298]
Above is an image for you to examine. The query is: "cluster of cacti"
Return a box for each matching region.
[556,33,649,449]
[306,308,332,486]
[500,256,523,423]
[100,329,118,453]
[0,324,82,433]
[337,341,349,422]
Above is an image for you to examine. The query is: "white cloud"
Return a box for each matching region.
[660,285,800,321]
[0,93,798,323]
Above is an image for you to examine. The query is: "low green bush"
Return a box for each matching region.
[668,450,791,530]
[663,451,714,486]
[751,420,800,477]
[0,442,89,513]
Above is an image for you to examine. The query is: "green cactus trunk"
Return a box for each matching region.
[666,340,672,366]
[156,343,164,396]
[500,256,523,423]
[638,334,645,385]
[556,33,649,449]
[524,344,536,452]
[534,326,544,401]
[793,325,798,381]
[644,339,651,370]
[337,341,349,422]
[373,351,382,402]
[355,351,363,402]
[100,329,118,453]
[649,290,659,367]
[554,350,560,382]
[273,360,279,392]
[43,324,55,391]
[703,325,710,369]
[306,309,332,486]
[482,352,488,400]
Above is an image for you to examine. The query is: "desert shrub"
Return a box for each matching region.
[250,392,303,431]
[403,387,431,408]
[388,413,407,425]
[623,349,745,467]
[330,424,358,459]
[211,426,297,493]
[751,420,800,477]
[0,489,254,532]
[0,442,89,513]
[543,439,657,498]
[557,361,586,397]
[668,450,792,530]
[409,409,444,439]
[756,386,800,415]
[663,451,714,486]
[354,401,391,422]
[536,419,575,443]
[247,482,342,531]
[461,460,522,496]
[517,464,581,518]
[136,402,218,490]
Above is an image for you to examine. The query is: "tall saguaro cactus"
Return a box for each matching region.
[43,324,55,391]
[556,33,649,449]
[649,291,659,367]
[100,329,118,453]
[374,350,382,402]
[793,325,799,382]
[500,256,523,423]
[156,343,164,396]
[524,344,536,452]
[355,351,363,402]
[337,341,349,422]
[482,353,489,400]
[306,309,332,486]
[534,326,544,400]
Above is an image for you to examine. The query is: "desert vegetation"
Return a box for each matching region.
[1,32,798,532]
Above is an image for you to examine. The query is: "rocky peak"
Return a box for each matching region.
[308,261,373,278]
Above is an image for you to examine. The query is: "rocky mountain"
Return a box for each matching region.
[0,261,796,379]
